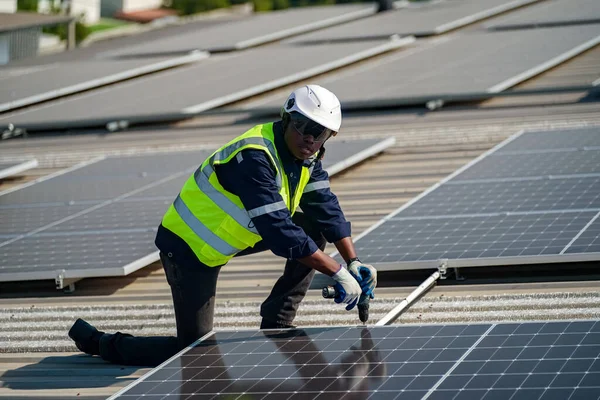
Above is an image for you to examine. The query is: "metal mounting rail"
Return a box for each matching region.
[375,261,447,326]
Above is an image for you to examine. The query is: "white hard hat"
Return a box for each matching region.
[281,84,342,132]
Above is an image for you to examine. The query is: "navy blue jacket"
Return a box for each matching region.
[155,121,350,267]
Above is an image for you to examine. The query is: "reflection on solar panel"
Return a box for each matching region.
[104,4,375,57]
[486,0,600,30]
[344,126,600,271]
[108,320,600,399]
[1,39,409,127]
[0,159,38,179]
[287,0,541,43]
[0,53,207,113]
[246,26,600,111]
[0,138,393,285]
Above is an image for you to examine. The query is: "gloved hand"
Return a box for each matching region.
[331,264,362,311]
[348,260,377,299]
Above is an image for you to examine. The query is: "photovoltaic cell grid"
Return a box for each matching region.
[451,150,600,181]
[0,150,211,281]
[0,138,392,282]
[498,127,600,152]
[109,320,600,400]
[354,212,595,264]
[345,126,600,268]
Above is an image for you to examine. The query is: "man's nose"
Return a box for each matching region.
[302,134,315,144]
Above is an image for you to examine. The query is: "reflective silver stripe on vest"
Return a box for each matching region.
[303,180,330,193]
[212,136,283,189]
[247,200,287,218]
[194,164,259,235]
[173,195,242,256]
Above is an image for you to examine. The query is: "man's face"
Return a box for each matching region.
[283,113,336,160]
[284,122,323,160]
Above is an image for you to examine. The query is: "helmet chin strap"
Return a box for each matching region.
[310,145,326,167]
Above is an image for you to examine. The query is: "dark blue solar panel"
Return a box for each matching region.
[345,126,600,269]
[109,321,600,400]
[453,150,600,181]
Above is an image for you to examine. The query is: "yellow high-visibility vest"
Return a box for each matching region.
[161,123,312,267]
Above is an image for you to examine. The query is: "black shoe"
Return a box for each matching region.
[68,318,104,356]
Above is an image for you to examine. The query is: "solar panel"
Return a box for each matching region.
[486,0,600,30]
[1,39,409,127]
[355,211,594,264]
[341,126,600,271]
[452,150,600,181]
[400,177,600,216]
[0,159,37,179]
[286,0,540,43]
[103,4,375,57]
[0,138,393,284]
[0,53,207,113]
[107,320,600,399]
[0,150,210,283]
[498,128,600,152]
[243,26,600,112]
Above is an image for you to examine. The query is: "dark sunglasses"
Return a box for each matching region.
[289,112,336,143]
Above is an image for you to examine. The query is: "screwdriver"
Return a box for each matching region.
[322,286,370,324]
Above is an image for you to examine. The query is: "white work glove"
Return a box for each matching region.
[331,265,362,311]
[348,260,377,299]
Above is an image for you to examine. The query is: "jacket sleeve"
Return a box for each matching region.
[214,149,319,259]
[299,159,351,243]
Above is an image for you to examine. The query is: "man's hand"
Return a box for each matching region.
[331,265,362,311]
[348,261,377,299]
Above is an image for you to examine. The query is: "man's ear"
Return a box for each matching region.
[332,131,338,137]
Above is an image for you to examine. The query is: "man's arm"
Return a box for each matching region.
[215,149,340,276]
[300,159,377,298]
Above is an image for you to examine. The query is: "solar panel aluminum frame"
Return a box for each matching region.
[326,137,395,176]
[429,0,542,36]
[333,129,600,272]
[0,159,38,180]
[0,156,104,197]
[0,138,395,288]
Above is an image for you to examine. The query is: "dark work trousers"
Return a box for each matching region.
[99,212,327,366]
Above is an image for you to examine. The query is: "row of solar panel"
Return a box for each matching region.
[0,138,394,283]
[2,0,599,128]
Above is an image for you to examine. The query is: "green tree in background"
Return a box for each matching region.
[17,0,38,11]
[164,0,231,14]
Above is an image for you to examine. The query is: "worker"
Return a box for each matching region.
[68,85,378,367]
